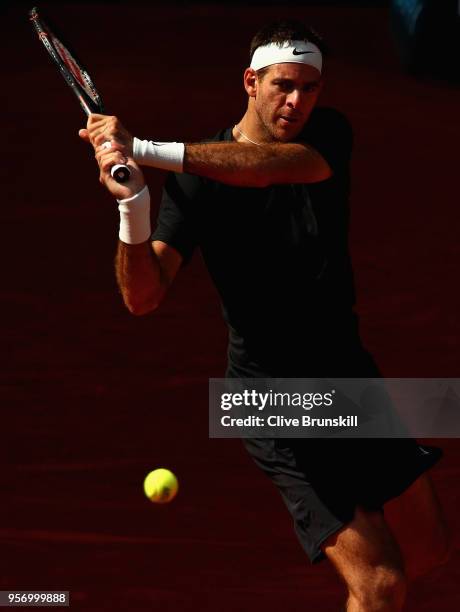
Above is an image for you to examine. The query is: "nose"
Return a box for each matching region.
[286,89,302,109]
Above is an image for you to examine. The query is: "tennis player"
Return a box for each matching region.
[80,20,451,611]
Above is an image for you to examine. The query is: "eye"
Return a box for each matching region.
[303,83,319,93]
[275,81,293,93]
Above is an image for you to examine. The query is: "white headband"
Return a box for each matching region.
[250,40,322,74]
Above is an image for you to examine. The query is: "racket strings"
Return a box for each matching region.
[51,36,101,107]
[30,8,103,112]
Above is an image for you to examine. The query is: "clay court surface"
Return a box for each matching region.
[3,2,460,610]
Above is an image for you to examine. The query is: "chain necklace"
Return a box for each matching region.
[233,124,262,146]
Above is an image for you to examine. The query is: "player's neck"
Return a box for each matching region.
[233,111,273,145]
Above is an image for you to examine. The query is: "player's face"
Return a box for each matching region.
[253,63,323,141]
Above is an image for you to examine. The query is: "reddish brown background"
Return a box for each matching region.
[2,2,460,610]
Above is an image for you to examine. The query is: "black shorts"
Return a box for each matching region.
[242,436,443,564]
[227,345,443,564]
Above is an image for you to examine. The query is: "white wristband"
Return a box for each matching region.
[117,185,151,245]
[133,137,185,172]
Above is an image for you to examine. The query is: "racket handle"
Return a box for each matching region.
[111,164,131,183]
[102,141,131,183]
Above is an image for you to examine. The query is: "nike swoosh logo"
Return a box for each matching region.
[292,49,315,55]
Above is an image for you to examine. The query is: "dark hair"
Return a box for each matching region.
[249,19,328,79]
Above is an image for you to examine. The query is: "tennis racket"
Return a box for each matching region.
[29,6,131,183]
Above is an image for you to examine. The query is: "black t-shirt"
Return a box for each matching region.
[152,107,370,377]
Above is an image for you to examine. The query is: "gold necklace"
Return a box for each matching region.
[233,124,262,146]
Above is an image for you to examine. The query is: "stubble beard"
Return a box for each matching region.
[255,104,285,143]
[255,104,306,143]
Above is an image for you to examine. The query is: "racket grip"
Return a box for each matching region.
[111,164,131,183]
[102,140,131,183]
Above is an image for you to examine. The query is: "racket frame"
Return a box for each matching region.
[29,7,130,183]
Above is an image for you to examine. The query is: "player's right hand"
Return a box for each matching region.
[95,142,145,201]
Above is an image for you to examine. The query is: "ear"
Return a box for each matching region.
[243,68,258,98]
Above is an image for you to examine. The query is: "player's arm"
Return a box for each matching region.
[182,141,331,186]
[82,114,332,187]
[115,239,182,316]
[85,134,182,316]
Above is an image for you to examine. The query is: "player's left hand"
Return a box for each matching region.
[79,114,133,158]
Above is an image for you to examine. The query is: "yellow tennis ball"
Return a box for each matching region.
[143,468,178,504]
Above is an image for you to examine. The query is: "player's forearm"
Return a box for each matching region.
[114,186,164,316]
[86,116,331,186]
[115,241,164,315]
[133,138,332,187]
[183,142,331,187]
